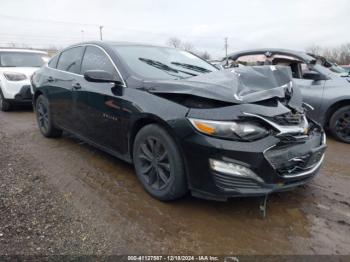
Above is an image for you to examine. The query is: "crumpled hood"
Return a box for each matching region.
[143,65,299,105]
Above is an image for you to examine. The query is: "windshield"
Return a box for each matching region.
[329,64,349,74]
[0,52,49,67]
[114,45,218,80]
[311,63,342,78]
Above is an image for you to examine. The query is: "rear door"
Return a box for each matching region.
[48,46,85,130]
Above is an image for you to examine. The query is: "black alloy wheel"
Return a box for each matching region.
[330,106,350,143]
[35,95,63,138]
[138,136,171,190]
[133,124,187,201]
[37,99,49,133]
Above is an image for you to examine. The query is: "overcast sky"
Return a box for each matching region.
[0,0,349,58]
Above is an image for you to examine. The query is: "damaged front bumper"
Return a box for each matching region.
[180,118,326,201]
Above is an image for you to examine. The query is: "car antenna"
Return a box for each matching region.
[259,194,269,218]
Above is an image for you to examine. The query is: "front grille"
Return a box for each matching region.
[264,132,324,177]
[269,112,304,126]
[213,172,261,191]
[275,151,323,175]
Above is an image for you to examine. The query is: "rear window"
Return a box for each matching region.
[0,52,49,67]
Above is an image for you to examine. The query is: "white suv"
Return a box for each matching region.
[0,49,49,111]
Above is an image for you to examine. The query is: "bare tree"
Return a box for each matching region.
[198,51,211,60]
[181,42,195,52]
[166,37,182,48]
[166,37,195,52]
[306,42,350,65]
[166,37,212,60]
[338,43,350,65]
[305,44,322,55]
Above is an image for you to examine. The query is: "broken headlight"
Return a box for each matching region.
[188,118,269,141]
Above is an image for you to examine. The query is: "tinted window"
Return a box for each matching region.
[48,55,59,68]
[81,46,116,76]
[0,52,49,67]
[114,45,217,80]
[57,47,84,74]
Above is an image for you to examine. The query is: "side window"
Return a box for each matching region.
[57,46,84,74]
[48,55,59,68]
[301,63,319,79]
[81,46,117,76]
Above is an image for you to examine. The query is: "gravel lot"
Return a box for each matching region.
[0,109,350,255]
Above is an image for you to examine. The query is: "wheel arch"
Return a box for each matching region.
[33,90,44,109]
[324,99,350,127]
[128,114,191,190]
[128,115,183,161]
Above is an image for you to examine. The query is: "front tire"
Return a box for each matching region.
[133,124,187,201]
[0,89,11,111]
[35,95,63,138]
[329,105,350,143]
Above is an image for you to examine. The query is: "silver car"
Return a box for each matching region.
[222,48,350,143]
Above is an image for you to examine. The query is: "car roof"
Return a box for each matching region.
[0,48,48,55]
[226,48,315,63]
[66,41,173,50]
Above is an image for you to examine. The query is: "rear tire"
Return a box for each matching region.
[0,89,11,112]
[35,95,63,138]
[133,124,187,201]
[329,105,350,143]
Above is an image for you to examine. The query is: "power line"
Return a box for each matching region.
[0,13,234,40]
[0,13,99,27]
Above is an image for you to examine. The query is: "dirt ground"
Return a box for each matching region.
[0,109,349,255]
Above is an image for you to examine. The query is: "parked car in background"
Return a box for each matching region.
[341,65,350,74]
[31,42,326,201]
[308,54,350,78]
[222,48,350,143]
[0,49,49,111]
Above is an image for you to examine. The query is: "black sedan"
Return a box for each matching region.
[31,42,326,201]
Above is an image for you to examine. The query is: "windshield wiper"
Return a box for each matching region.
[139,58,197,78]
[171,62,212,73]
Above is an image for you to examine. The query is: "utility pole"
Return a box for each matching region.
[224,37,228,66]
[81,30,85,42]
[99,25,103,41]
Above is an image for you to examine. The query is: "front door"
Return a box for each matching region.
[74,45,127,154]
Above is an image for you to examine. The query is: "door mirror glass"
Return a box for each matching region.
[84,70,122,84]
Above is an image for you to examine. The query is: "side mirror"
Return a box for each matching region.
[303,71,326,81]
[84,70,122,84]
